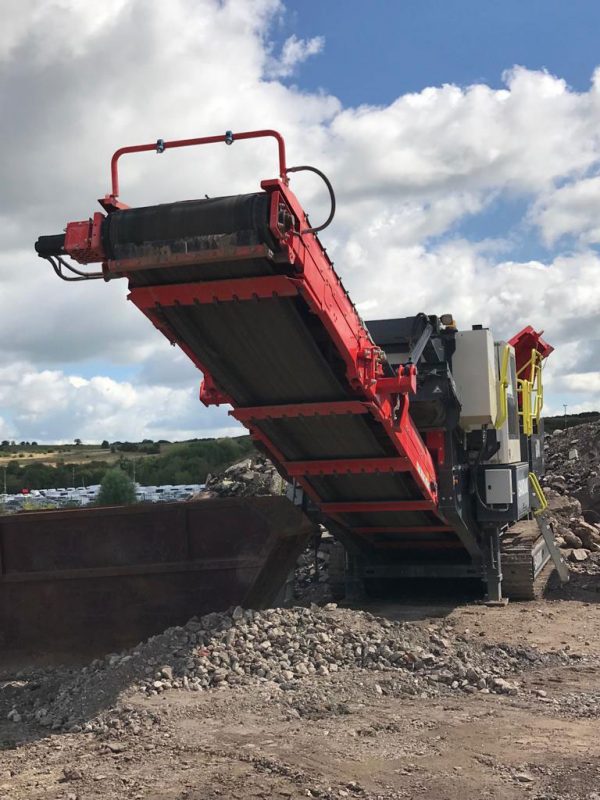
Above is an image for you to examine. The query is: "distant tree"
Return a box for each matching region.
[97,468,137,506]
[31,441,38,447]
[74,438,82,446]
[140,442,160,454]
[101,440,110,449]
[118,442,139,452]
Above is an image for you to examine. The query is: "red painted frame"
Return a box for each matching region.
[283,457,410,477]
[130,275,298,307]
[56,129,442,518]
[353,526,452,534]
[320,500,436,513]
[231,401,370,422]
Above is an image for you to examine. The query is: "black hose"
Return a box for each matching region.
[46,256,104,282]
[285,165,336,234]
[56,256,102,278]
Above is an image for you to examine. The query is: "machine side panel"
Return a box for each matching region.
[453,329,498,430]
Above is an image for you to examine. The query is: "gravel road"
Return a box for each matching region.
[2,580,600,800]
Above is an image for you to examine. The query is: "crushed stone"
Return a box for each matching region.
[1,605,573,734]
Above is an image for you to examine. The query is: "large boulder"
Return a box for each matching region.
[562,531,583,549]
[570,519,600,550]
[569,548,590,562]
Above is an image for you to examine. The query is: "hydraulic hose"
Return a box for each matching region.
[286,165,336,234]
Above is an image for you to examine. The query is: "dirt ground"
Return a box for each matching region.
[1,574,600,800]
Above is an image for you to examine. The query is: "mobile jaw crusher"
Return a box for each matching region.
[35,129,568,602]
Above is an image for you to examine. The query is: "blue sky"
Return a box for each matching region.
[272,0,600,269]
[1,0,599,442]
[278,1,600,103]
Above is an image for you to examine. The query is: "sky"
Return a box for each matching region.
[1,0,599,443]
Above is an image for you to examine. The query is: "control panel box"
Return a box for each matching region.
[453,329,498,431]
[476,461,530,523]
[485,468,513,504]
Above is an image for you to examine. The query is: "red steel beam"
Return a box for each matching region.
[319,500,436,513]
[231,400,369,422]
[352,525,453,534]
[283,457,410,477]
[130,275,298,309]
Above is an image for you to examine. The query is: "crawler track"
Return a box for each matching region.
[501,519,553,600]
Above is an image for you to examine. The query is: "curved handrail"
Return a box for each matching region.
[106,129,288,203]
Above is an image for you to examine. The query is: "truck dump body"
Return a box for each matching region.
[0,497,313,656]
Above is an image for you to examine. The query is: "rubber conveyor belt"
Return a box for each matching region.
[112,192,458,553]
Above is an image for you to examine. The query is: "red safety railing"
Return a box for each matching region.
[106,129,288,204]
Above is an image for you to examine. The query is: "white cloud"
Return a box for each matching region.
[266,33,324,78]
[550,371,600,395]
[336,239,600,351]
[532,175,600,245]
[327,67,600,199]
[1,0,600,442]
[0,361,239,443]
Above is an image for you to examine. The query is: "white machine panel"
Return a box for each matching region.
[452,329,498,430]
[485,468,513,504]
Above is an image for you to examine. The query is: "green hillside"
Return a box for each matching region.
[0,436,255,493]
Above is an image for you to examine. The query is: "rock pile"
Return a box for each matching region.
[198,455,286,498]
[3,606,562,733]
[544,490,600,568]
[541,422,600,569]
[544,421,600,507]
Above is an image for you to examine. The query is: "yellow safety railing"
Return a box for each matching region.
[518,377,533,436]
[528,471,548,516]
[495,344,511,430]
[515,348,544,436]
[533,356,544,423]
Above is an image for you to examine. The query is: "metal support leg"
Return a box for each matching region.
[484,527,503,603]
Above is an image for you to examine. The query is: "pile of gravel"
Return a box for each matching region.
[544,421,600,507]
[543,489,600,566]
[538,422,600,568]
[2,605,569,733]
[198,455,286,498]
